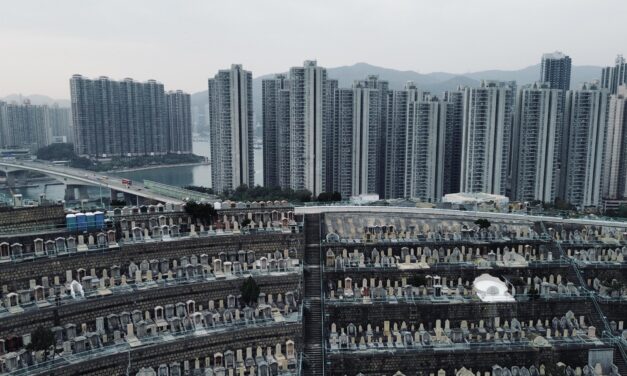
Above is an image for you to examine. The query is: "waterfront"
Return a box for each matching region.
[0,139,263,205]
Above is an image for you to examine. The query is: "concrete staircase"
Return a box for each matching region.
[303,214,324,376]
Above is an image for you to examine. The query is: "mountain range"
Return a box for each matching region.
[3,62,604,116]
[0,94,70,107]
[191,62,604,123]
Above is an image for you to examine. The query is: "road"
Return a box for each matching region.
[0,160,185,205]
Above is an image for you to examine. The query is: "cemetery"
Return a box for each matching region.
[0,205,625,375]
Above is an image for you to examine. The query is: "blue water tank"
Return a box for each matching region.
[94,211,104,229]
[66,214,77,231]
[76,213,86,231]
[85,212,95,230]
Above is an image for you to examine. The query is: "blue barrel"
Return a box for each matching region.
[76,213,86,232]
[66,214,77,231]
[94,211,104,229]
[85,212,95,230]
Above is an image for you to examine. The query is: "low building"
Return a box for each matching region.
[441,192,510,212]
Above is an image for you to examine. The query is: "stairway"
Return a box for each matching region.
[302,214,325,376]
[614,348,627,376]
[304,267,324,376]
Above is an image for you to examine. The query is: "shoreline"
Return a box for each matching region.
[106,161,207,173]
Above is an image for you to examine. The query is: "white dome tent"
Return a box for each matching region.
[472,273,515,303]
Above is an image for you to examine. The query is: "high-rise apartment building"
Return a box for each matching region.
[602,85,627,200]
[0,101,5,147]
[356,75,389,195]
[333,88,355,199]
[208,64,254,193]
[288,61,337,196]
[404,97,446,202]
[443,88,464,194]
[383,82,424,199]
[601,55,627,95]
[511,82,564,202]
[262,61,336,197]
[349,81,382,197]
[0,100,49,151]
[460,81,514,196]
[165,90,193,154]
[46,104,73,143]
[262,74,287,188]
[70,75,188,158]
[561,82,609,208]
[330,78,386,199]
[540,51,572,91]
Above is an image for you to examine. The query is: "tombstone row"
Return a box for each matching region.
[326,273,581,302]
[0,231,118,260]
[1,291,300,367]
[325,244,547,269]
[134,341,297,376]
[372,361,621,376]
[329,312,595,351]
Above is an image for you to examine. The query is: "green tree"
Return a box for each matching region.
[527,286,540,300]
[544,363,566,376]
[220,184,312,203]
[240,277,260,306]
[317,191,342,202]
[184,185,215,195]
[184,200,216,225]
[553,197,575,211]
[36,143,76,160]
[241,218,252,228]
[474,218,491,230]
[27,326,55,360]
[110,199,126,207]
[409,274,426,287]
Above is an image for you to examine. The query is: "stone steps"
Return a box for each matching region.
[614,348,627,375]
[303,215,324,376]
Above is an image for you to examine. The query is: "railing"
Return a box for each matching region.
[1,267,304,318]
[5,312,303,376]
[322,259,572,273]
[324,334,603,354]
[540,220,627,368]
[143,180,217,202]
[323,291,594,305]
[2,228,293,264]
[322,236,551,246]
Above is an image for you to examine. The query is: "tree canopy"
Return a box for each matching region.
[221,185,312,203]
[317,191,342,202]
[184,200,216,225]
[240,276,260,306]
[36,143,204,172]
[27,326,55,357]
[474,218,491,229]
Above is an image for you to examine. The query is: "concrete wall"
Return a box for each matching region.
[0,232,304,290]
[0,273,301,338]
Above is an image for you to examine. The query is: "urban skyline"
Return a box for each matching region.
[1,2,626,376]
[2,52,627,210]
[69,74,193,158]
[2,0,626,99]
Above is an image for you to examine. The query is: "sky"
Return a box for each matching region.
[1,0,625,98]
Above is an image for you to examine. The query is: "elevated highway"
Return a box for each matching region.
[0,160,189,205]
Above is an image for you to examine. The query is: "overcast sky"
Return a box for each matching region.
[1,0,625,98]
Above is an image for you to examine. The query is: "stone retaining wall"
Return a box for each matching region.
[0,232,304,290]
[34,322,302,376]
[1,274,301,338]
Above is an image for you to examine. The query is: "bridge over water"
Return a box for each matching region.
[0,160,216,205]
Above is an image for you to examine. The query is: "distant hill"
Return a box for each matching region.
[191,62,604,123]
[11,62,603,122]
[462,64,602,88]
[1,94,70,107]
